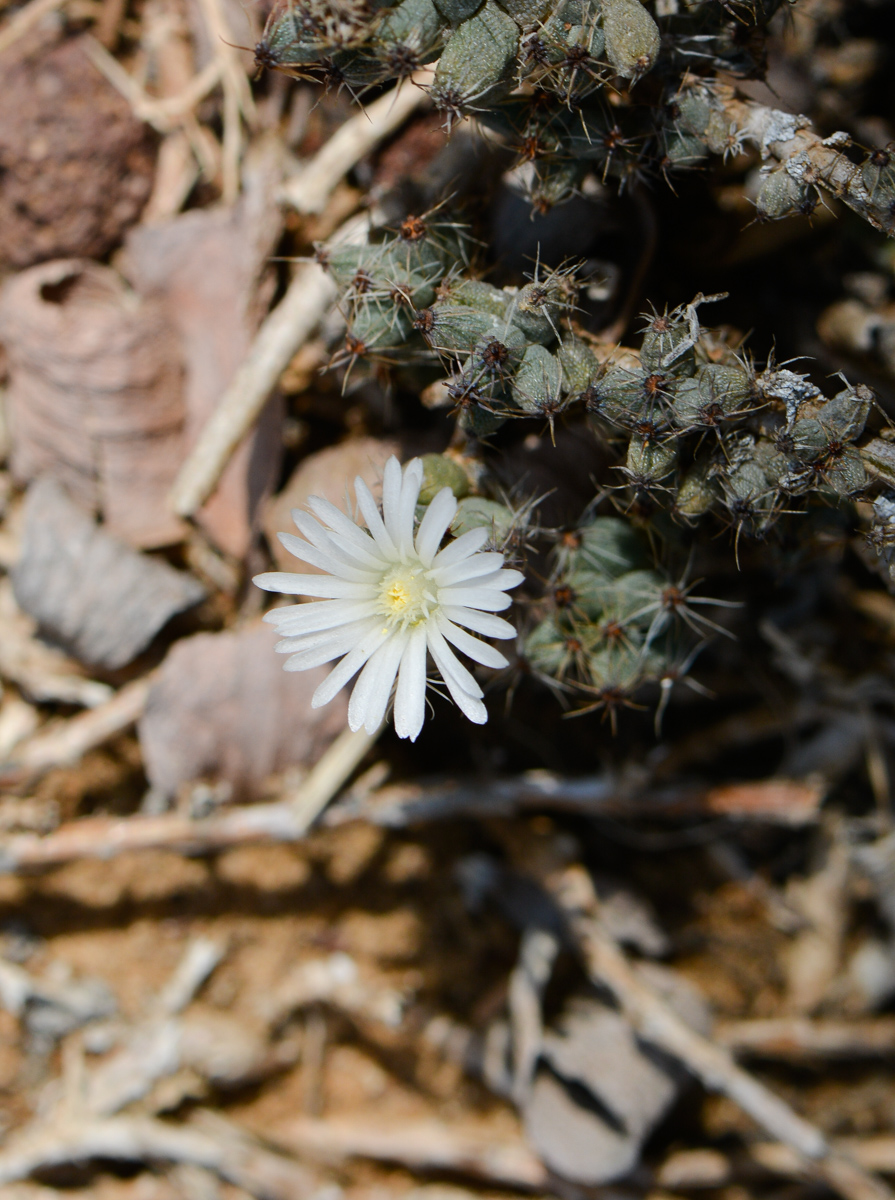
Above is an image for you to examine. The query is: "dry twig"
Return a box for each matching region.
[82,36,224,134]
[0,1111,315,1199]
[279,70,435,215]
[0,676,151,784]
[0,0,66,55]
[326,770,824,826]
[0,724,379,871]
[170,209,378,517]
[536,860,895,1200]
[275,1115,550,1190]
[716,1017,895,1060]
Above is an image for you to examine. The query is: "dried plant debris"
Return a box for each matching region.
[0,259,187,549]
[138,622,349,801]
[523,997,682,1184]
[3,0,895,1197]
[12,478,205,670]
[120,142,285,559]
[0,32,155,269]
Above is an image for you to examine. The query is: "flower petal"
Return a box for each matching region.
[393,624,428,741]
[426,620,483,699]
[436,612,509,669]
[430,551,506,587]
[396,458,423,553]
[457,568,525,591]
[415,487,457,566]
[380,455,404,547]
[355,477,399,560]
[437,586,513,611]
[292,510,384,571]
[348,632,406,734]
[440,605,516,639]
[311,625,391,710]
[306,496,382,558]
[431,526,489,570]
[254,572,376,599]
[282,619,381,670]
[264,599,378,636]
[427,623,487,724]
[277,532,379,581]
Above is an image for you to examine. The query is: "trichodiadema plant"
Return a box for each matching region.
[256,0,895,743]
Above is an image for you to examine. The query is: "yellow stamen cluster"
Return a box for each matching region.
[377,565,437,630]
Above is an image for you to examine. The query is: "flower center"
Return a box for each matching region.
[377,564,436,630]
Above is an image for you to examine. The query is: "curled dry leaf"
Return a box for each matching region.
[12,477,205,670]
[0,259,187,549]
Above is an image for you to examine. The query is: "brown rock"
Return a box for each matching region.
[0,259,187,549]
[263,438,398,571]
[0,34,155,268]
[138,622,348,801]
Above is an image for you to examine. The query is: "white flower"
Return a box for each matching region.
[254,455,523,741]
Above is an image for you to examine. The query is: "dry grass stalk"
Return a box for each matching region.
[82,37,223,134]
[0,0,66,55]
[279,69,435,215]
[193,0,255,204]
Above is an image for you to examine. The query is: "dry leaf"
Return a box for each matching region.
[263,437,399,571]
[0,259,187,549]
[12,478,205,669]
[138,622,348,801]
[121,141,285,559]
[523,997,681,1184]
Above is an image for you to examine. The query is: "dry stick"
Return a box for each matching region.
[170,208,377,518]
[704,82,895,236]
[0,1112,315,1198]
[279,69,434,215]
[82,37,223,132]
[539,863,895,1200]
[1,676,151,783]
[194,0,254,204]
[170,73,433,516]
[659,1140,895,1191]
[716,1016,895,1060]
[325,770,824,827]
[0,0,66,55]
[0,724,379,872]
[276,1115,550,1191]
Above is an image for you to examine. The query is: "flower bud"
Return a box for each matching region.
[418,454,471,503]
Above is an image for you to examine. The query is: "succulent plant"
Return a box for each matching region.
[321,210,894,720]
